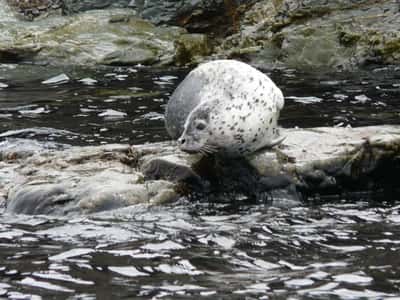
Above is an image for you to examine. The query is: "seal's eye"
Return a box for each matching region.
[195,121,207,131]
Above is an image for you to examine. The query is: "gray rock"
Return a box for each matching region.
[0,2,210,66]
[138,0,243,32]
[6,0,64,21]
[2,125,400,216]
[6,0,251,35]
[2,142,178,215]
[62,0,132,14]
[217,0,400,69]
[3,0,400,69]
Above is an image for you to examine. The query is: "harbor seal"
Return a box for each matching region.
[165,59,284,156]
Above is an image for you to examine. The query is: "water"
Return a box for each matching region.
[0,64,180,145]
[1,63,400,299]
[1,64,400,145]
[1,201,400,299]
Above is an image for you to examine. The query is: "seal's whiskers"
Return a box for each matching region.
[201,144,218,154]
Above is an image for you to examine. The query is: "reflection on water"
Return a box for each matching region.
[0,63,400,299]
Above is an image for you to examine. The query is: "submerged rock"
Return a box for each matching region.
[2,125,400,216]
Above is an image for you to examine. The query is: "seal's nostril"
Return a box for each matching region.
[180,138,186,145]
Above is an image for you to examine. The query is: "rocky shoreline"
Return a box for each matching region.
[1,0,400,69]
[1,1,400,215]
[2,125,400,215]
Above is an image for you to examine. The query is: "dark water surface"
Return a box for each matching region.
[1,63,400,299]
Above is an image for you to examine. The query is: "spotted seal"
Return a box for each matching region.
[165,59,285,156]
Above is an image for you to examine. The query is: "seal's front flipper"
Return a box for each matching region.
[253,135,286,155]
[268,135,286,148]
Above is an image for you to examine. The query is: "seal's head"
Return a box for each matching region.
[178,102,218,154]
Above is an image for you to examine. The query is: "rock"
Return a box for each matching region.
[0,2,210,66]
[174,34,212,66]
[137,0,256,35]
[2,125,400,215]
[3,0,399,69]
[217,0,400,70]
[2,141,179,215]
[62,0,132,14]
[7,0,249,35]
[7,0,134,19]
[6,0,63,21]
[5,0,252,36]
[3,0,400,69]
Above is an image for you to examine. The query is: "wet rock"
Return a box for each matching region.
[9,0,253,36]
[217,0,400,69]
[137,0,256,35]
[2,142,179,215]
[6,0,63,21]
[2,125,400,215]
[3,0,399,69]
[0,2,210,66]
[127,125,400,200]
[62,0,132,14]
[175,34,212,66]
[7,0,134,20]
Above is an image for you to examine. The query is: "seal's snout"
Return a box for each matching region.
[177,136,188,151]
[178,136,199,154]
[178,137,186,145]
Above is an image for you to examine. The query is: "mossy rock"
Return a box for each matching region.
[175,33,212,66]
